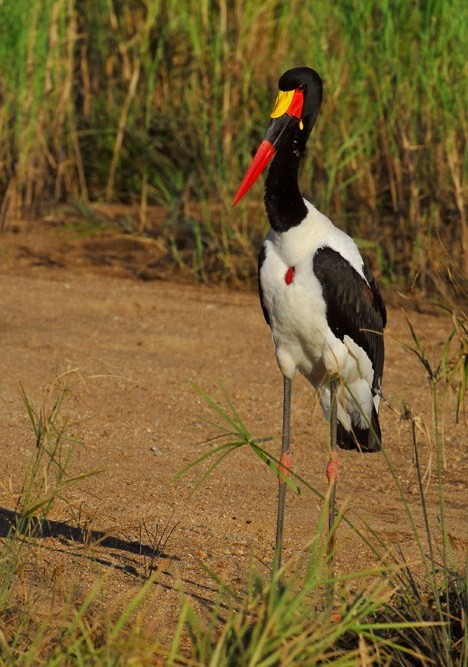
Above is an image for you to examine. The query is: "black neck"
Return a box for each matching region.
[264,133,307,233]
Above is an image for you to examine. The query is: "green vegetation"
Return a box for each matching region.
[0,0,466,292]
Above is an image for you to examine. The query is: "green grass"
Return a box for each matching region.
[0,0,466,293]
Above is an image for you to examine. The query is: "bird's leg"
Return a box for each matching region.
[326,378,339,607]
[274,376,292,572]
[327,378,339,537]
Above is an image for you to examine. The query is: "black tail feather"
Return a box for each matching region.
[336,407,381,452]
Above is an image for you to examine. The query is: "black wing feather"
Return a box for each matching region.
[257,245,270,326]
[313,247,385,390]
[313,247,386,452]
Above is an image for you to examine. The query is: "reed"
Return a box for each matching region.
[0,0,465,291]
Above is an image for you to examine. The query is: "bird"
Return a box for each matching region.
[233,67,386,569]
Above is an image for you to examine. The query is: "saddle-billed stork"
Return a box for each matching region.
[233,67,386,568]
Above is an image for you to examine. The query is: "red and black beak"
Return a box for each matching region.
[233,87,304,205]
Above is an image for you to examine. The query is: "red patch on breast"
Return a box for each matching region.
[285,266,295,285]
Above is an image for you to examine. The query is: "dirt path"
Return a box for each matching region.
[0,230,466,640]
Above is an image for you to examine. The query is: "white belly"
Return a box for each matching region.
[261,249,329,382]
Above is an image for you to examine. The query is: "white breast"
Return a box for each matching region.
[268,201,366,280]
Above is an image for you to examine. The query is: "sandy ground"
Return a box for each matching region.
[0,225,466,641]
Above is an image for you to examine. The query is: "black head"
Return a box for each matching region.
[233,67,323,206]
[277,67,323,145]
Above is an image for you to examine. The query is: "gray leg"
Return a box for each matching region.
[327,378,338,536]
[274,376,291,570]
[327,378,340,620]
[326,378,339,607]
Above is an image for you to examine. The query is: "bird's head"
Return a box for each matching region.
[233,67,323,205]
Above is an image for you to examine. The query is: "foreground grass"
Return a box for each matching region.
[0,0,466,294]
[0,313,466,665]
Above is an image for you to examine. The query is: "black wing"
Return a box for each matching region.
[313,247,386,452]
[313,246,385,390]
[257,244,270,326]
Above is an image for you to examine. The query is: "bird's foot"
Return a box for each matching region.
[326,451,339,483]
[278,451,292,484]
[330,605,342,623]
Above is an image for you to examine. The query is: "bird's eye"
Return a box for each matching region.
[298,82,305,91]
